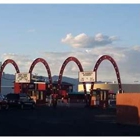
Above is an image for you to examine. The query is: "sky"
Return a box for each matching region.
[0,3,140,83]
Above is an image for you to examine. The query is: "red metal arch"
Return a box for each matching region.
[58,56,87,95]
[29,58,52,90]
[90,55,122,94]
[0,59,20,92]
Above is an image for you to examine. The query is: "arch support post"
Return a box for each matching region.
[90,55,123,95]
[0,59,20,93]
[29,58,53,93]
[57,56,88,105]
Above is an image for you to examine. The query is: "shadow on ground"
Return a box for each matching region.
[0,105,140,136]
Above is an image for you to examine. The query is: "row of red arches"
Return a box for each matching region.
[0,55,123,94]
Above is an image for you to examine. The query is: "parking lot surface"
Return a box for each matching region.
[0,105,140,136]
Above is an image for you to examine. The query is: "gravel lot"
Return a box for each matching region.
[0,105,140,136]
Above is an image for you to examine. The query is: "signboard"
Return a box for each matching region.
[15,73,31,83]
[37,83,46,90]
[78,71,95,82]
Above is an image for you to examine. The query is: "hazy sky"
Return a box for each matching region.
[0,4,140,83]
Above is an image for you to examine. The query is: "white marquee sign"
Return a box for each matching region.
[78,71,95,82]
[15,73,31,83]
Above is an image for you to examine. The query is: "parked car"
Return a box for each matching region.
[0,94,9,110]
[6,93,36,109]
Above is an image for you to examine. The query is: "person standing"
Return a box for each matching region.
[49,94,52,106]
[52,94,58,108]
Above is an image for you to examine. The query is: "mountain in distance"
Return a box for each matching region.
[1,73,107,92]
[1,73,79,91]
[1,73,15,86]
[1,73,110,95]
[51,75,79,91]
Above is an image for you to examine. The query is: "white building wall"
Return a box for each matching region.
[78,83,140,93]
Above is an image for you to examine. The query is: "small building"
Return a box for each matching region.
[14,80,74,104]
[78,83,140,93]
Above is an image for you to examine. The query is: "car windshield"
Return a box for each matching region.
[0,94,4,99]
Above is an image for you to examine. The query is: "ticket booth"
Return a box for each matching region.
[108,90,116,107]
[14,82,50,104]
[14,80,73,105]
[90,89,109,108]
[27,82,49,104]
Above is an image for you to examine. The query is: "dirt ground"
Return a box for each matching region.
[0,104,140,136]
